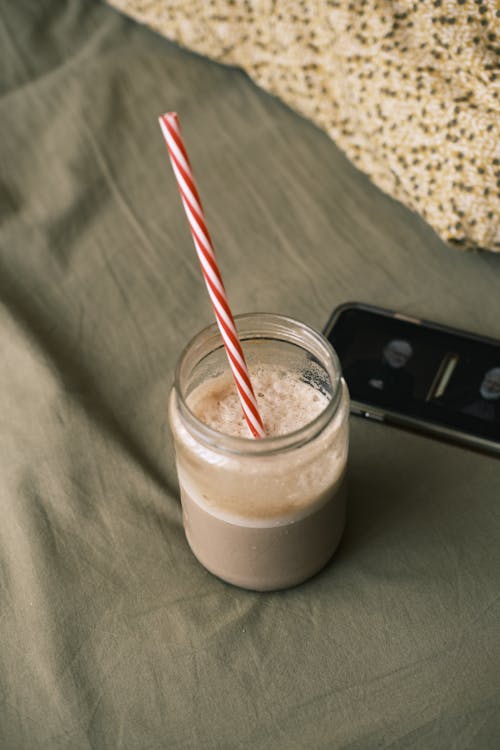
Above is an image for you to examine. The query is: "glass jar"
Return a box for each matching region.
[169,313,349,591]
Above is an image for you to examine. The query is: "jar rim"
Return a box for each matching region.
[174,313,343,456]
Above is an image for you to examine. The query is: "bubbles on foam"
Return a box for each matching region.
[188,365,330,438]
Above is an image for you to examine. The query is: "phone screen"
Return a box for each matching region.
[327,306,500,444]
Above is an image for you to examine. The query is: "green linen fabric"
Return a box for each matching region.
[1,1,500,748]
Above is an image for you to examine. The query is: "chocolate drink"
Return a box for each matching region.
[169,364,349,591]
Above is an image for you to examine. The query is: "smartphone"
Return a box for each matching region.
[324,302,500,455]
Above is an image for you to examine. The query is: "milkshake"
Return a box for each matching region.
[169,314,349,591]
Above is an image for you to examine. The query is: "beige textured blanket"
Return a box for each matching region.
[109,0,499,251]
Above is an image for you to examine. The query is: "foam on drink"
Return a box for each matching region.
[188,366,330,438]
[171,364,348,524]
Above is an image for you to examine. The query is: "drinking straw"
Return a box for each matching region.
[159,112,266,438]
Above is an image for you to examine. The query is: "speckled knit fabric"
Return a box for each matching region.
[108,0,499,251]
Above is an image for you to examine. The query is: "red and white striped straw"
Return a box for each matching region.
[159,112,265,438]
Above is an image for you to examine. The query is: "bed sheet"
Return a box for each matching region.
[1,1,500,748]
